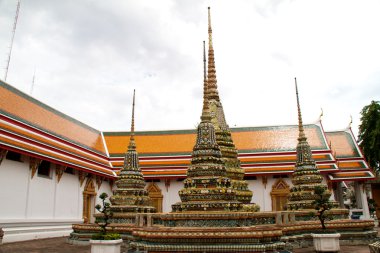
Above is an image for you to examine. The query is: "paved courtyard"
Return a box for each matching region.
[0,236,373,253]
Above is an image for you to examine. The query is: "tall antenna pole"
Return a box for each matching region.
[30,68,36,95]
[4,0,21,81]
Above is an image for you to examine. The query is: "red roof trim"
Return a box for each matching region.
[0,129,111,171]
[0,114,108,159]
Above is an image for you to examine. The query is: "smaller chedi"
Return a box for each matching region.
[287,78,338,210]
[109,90,155,214]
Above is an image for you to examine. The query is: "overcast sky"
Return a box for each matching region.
[1,0,379,137]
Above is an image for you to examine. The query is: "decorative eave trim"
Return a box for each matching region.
[0,142,115,178]
[328,171,375,181]
[0,112,108,158]
[0,127,110,169]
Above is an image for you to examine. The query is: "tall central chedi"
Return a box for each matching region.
[172,42,242,212]
[206,7,253,204]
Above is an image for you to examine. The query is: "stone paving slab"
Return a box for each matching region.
[0,236,372,253]
[293,245,370,253]
[0,237,89,253]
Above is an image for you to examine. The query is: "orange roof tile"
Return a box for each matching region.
[0,80,371,181]
[104,124,328,156]
[325,131,360,158]
[0,81,106,155]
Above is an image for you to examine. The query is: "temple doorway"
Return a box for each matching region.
[83,178,96,223]
[147,182,163,212]
[270,179,290,211]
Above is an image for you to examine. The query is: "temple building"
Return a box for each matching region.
[0,7,375,244]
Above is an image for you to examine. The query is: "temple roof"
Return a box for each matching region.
[326,129,373,181]
[0,80,373,181]
[103,123,339,178]
[104,124,329,156]
[0,80,114,177]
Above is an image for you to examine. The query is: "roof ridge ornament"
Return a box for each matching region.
[316,107,324,123]
[346,115,353,130]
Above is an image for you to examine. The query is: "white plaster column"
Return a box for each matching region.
[53,165,58,218]
[366,183,373,199]
[335,182,345,208]
[25,157,32,218]
[354,181,370,219]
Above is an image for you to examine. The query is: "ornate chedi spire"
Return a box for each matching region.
[287,78,335,210]
[110,90,155,213]
[172,42,242,212]
[206,7,254,205]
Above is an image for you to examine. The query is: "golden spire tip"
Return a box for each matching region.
[131,89,136,135]
[203,41,206,81]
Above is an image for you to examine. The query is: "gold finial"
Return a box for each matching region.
[206,7,219,101]
[203,41,206,81]
[295,78,306,140]
[208,7,212,46]
[128,89,137,150]
[201,41,211,122]
[131,89,135,135]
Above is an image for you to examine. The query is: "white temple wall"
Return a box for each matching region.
[248,176,292,211]
[54,168,81,219]
[27,164,56,219]
[247,178,265,210]
[0,157,30,219]
[0,156,84,243]
[157,179,182,213]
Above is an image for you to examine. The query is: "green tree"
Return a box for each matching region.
[313,186,334,230]
[92,193,120,240]
[358,100,380,174]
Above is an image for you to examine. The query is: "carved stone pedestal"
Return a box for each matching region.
[312,233,340,252]
[89,239,123,253]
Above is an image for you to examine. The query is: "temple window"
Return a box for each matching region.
[6,151,22,162]
[64,167,75,175]
[37,160,51,178]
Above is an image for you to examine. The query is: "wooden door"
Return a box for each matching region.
[83,178,96,223]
